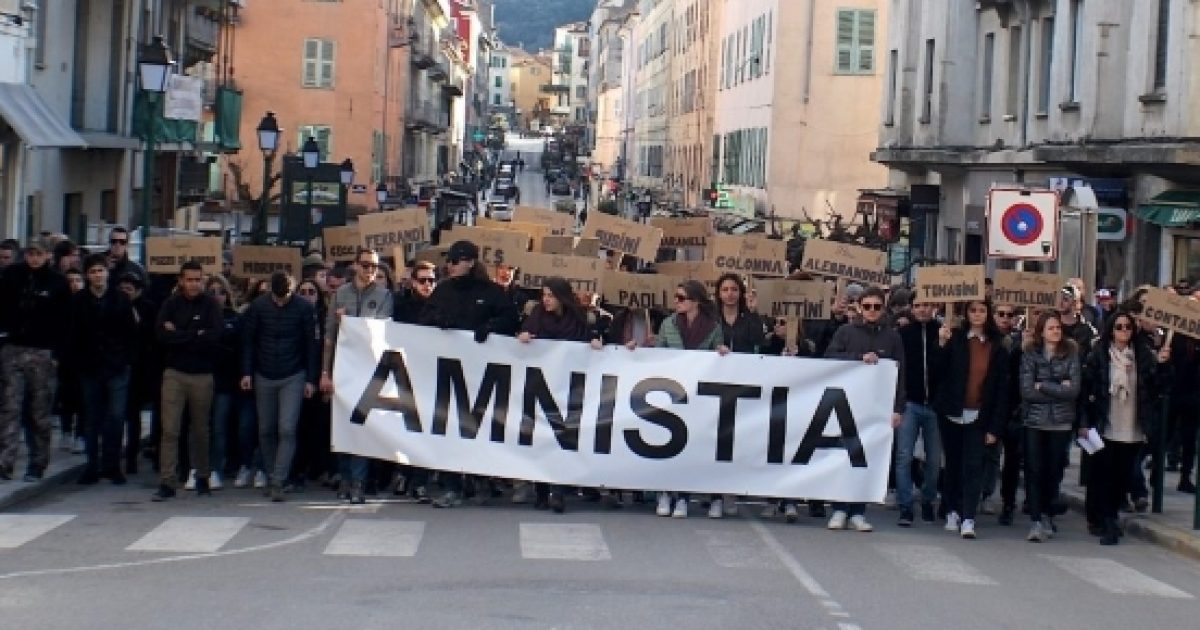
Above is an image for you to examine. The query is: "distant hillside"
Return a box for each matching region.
[493,0,593,51]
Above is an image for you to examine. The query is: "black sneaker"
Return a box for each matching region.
[920,502,935,523]
[999,505,1014,526]
[270,485,285,502]
[77,470,100,485]
[151,485,176,502]
[897,507,914,527]
[808,502,826,518]
[548,492,565,514]
[350,481,365,505]
[195,476,212,496]
[1178,478,1196,494]
[23,469,43,482]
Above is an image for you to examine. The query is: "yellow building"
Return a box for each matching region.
[508,49,553,133]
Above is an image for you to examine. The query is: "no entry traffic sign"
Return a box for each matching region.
[987,188,1060,261]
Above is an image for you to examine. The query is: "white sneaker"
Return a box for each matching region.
[708,498,724,519]
[945,511,961,532]
[656,492,671,517]
[234,466,252,488]
[511,482,532,504]
[183,469,197,491]
[672,498,688,518]
[827,510,849,530]
[783,503,799,523]
[849,515,874,532]
[253,470,267,489]
[960,519,977,539]
[210,471,223,490]
[72,437,86,455]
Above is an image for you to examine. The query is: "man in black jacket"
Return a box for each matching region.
[895,301,944,526]
[72,254,139,485]
[242,271,319,502]
[105,226,146,286]
[153,261,223,501]
[0,241,70,481]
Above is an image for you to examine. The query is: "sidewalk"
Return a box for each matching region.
[1060,449,1200,562]
[0,431,87,512]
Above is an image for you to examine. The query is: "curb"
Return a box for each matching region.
[0,459,87,512]
[1060,488,1200,563]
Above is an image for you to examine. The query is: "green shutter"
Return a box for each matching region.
[320,41,335,88]
[836,10,855,73]
[303,40,319,86]
[857,11,876,73]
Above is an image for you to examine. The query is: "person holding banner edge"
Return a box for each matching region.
[822,286,905,533]
[714,273,767,518]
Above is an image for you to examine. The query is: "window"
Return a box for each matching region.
[711,135,721,184]
[1005,26,1021,118]
[720,38,727,88]
[371,131,385,183]
[1067,0,1082,103]
[921,39,935,123]
[303,38,336,88]
[1153,0,1169,91]
[297,125,333,160]
[34,1,48,67]
[1038,18,1054,113]
[576,86,587,99]
[885,49,898,124]
[494,75,503,88]
[981,33,995,119]
[493,94,501,105]
[765,11,772,74]
[835,9,875,74]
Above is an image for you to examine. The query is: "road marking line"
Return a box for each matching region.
[519,523,611,561]
[696,529,780,569]
[0,515,75,549]
[874,543,997,585]
[748,520,832,598]
[1041,555,1193,599]
[126,517,250,553]
[323,519,424,557]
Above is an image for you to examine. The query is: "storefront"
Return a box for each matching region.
[1136,190,1200,286]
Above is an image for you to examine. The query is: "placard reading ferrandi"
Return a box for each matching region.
[799,239,888,286]
[357,208,428,251]
[914,265,986,302]
[146,237,223,275]
[992,270,1062,309]
[1141,287,1200,339]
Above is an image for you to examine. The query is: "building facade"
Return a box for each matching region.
[587,0,638,179]
[509,48,553,133]
[664,0,718,209]
[550,22,590,128]
[629,0,673,192]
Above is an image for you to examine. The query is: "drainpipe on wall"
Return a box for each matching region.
[802,0,815,104]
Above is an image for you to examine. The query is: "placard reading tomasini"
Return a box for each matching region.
[914,265,986,302]
[332,319,897,501]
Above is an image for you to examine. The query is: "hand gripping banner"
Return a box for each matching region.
[332,319,897,503]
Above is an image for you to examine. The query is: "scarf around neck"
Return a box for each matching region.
[676,311,716,350]
[1109,345,1135,402]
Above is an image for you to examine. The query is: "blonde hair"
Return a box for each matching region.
[205,274,240,311]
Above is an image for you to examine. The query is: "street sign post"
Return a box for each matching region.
[986,188,1060,260]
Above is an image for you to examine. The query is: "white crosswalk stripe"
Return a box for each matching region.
[323,519,424,557]
[1041,555,1194,599]
[519,523,611,561]
[874,543,997,585]
[126,517,250,553]
[697,529,780,569]
[0,515,75,549]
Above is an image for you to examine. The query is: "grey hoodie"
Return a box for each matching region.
[324,280,394,372]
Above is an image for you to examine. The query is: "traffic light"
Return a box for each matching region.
[704,188,719,208]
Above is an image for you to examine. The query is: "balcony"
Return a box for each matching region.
[410,40,436,69]
[540,83,570,94]
[428,60,448,82]
[405,100,449,132]
[442,77,464,97]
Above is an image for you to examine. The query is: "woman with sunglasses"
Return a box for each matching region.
[1082,311,1170,545]
[517,276,603,513]
[930,299,1008,539]
[628,280,729,518]
[1020,312,1082,542]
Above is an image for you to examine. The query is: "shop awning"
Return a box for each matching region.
[0,83,87,148]
[1136,190,1200,227]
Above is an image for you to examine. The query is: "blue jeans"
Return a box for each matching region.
[895,402,942,509]
[80,368,130,474]
[338,454,369,485]
[236,392,262,471]
[833,502,866,517]
[254,372,307,486]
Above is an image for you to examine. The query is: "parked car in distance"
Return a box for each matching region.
[550,177,572,196]
[494,177,517,198]
[487,200,513,221]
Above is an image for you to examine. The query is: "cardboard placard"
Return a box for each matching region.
[710,235,788,277]
[651,217,713,250]
[1141,287,1200,339]
[357,207,428,251]
[654,261,721,284]
[574,237,600,258]
[231,245,303,281]
[413,246,449,266]
[513,205,575,236]
[991,270,1062,309]
[447,225,531,266]
[508,251,603,294]
[752,279,835,319]
[476,217,552,252]
[914,265,987,302]
[145,236,223,275]
[540,235,577,255]
[602,271,683,310]
[799,239,889,286]
[323,226,360,263]
[581,212,663,261]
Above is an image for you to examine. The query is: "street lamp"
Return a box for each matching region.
[375,182,388,211]
[301,137,320,247]
[338,158,354,224]
[137,36,174,264]
[254,111,281,245]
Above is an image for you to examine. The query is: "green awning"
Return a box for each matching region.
[1136,190,1200,227]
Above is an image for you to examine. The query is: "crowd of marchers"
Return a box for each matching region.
[0,229,1197,550]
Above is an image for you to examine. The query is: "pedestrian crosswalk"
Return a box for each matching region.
[0,512,1194,600]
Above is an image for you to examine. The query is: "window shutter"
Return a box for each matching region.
[836,10,855,73]
[303,40,318,86]
[857,11,876,73]
[320,40,335,88]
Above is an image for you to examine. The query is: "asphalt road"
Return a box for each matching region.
[494,137,579,216]
[2,476,1198,630]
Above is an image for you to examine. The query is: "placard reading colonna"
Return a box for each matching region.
[331,319,897,502]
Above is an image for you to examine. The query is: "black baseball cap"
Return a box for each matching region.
[446,240,479,263]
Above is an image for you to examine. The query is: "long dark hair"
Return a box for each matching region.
[715,273,748,313]
[1027,311,1076,358]
[957,299,1001,339]
[543,276,586,325]
[679,279,718,320]
[1098,310,1138,353]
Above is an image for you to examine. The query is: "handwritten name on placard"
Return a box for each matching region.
[323,226,361,262]
[357,208,428,250]
[800,239,889,286]
[1142,288,1200,339]
[514,206,576,236]
[914,265,987,302]
[509,252,604,294]
[710,235,787,277]
[992,270,1062,309]
[753,279,834,319]
[447,226,531,266]
[146,237,223,275]
[582,212,663,261]
[231,245,303,280]
[651,217,713,250]
[602,271,684,310]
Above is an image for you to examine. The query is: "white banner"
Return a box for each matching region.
[332,319,897,502]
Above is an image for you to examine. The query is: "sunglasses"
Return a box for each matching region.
[1113,323,1134,331]
[860,302,884,311]
[297,288,318,296]
[995,311,1014,318]
[674,293,691,302]
[109,239,128,245]
[414,277,436,284]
